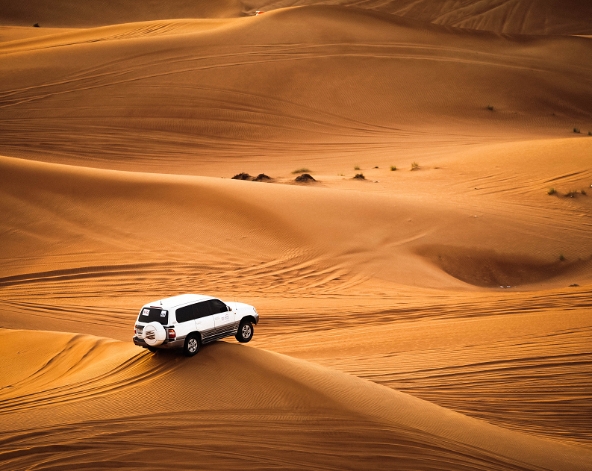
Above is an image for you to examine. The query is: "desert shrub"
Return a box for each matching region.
[354,166,360,171]
[588,131,592,136]
[487,105,494,111]
[254,174,271,182]
[547,188,556,195]
[390,165,397,171]
[565,190,578,198]
[581,189,587,196]
[353,173,365,180]
[232,172,253,180]
[559,254,566,261]
[295,173,316,183]
[573,127,581,133]
[292,168,311,174]
[411,162,420,171]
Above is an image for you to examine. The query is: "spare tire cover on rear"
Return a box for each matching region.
[143,322,166,346]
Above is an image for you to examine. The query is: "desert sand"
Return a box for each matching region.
[1,1,591,470]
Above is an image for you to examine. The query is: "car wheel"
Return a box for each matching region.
[147,346,159,353]
[235,321,253,343]
[184,333,201,357]
[143,321,166,346]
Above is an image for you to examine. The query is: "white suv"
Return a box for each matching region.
[133,294,259,356]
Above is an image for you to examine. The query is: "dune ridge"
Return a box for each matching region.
[2,0,591,35]
[249,0,592,35]
[1,329,591,470]
[1,7,591,173]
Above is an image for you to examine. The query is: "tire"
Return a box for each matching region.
[184,333,201,357]
[143,322,166,347]
[147,346,159,353]
[235,321,253,343]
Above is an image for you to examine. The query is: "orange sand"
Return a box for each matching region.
[1,1,591,469]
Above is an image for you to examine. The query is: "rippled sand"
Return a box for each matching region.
[1,2,591,469]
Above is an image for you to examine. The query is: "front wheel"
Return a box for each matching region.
[235,321,254,343]
[184,333,201,357]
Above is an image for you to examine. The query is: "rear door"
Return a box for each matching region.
[210,299,235,337]
[194,301,215,342]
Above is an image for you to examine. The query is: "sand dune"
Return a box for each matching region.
[1,1,591,469]
[3,0,591,35]
[250,0,592,35]
[260,305,592,443]
[1,7,591,172]
[0,0,244,27]
[1,329,591,470]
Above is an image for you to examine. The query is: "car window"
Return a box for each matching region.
[138,307,168,324]
[208,299,228,314]
[175,304,195,323]
[195,301,212,319]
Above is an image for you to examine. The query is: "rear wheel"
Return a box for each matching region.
[235,321,253,343]
[147,346,159,353]
[184,333,201,357]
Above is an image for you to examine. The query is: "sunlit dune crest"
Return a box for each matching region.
[2,0,591,35]
[0,0,591,469]
[1,330,591,470]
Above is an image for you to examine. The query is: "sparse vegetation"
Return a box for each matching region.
[487,105,494,111]
[33,23,40,27]
[565,190,578,198]
[411,162,420,171]
[232,172,253,181]
[354,166,361,171]
[573,127,581,134]
[295,173,316,183]
[292,168,311,174]
[353,173,365,180]
[390,165,397,171]
[374,166,379,169]
[547,187,556,195]
[254,174,271,182]
[582,189,587,196]
[589,131,592,136]
[559,254,566,262]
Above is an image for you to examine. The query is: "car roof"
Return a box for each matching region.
[143,293,215,310]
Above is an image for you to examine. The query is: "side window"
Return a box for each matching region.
[195,301,212,319]
[208,299,228,314]
[175,304,195,323]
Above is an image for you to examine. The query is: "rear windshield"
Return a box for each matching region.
[137,307,168,324]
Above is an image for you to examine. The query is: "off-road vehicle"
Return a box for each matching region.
[133,294,259,356]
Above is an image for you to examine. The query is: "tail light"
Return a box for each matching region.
[168,329,176,340]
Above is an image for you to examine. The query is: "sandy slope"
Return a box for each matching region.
[1,2,592,470]
[0,0,244,27]
[250,0,592,35]
[1,329,591,470]
[1,8,591,172]
[2,0,591,35]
